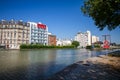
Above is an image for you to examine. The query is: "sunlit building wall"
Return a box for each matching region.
[56,39,72,46]
[48,34,56,46]
[28,22,48,45]
[0,20,30,49]
[92,36,99,43]
[75,30,91,47]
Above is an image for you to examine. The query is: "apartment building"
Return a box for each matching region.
[28,22,48,45]
[92,35,99,43]
[75,30,91,47]
[0,20,30,49]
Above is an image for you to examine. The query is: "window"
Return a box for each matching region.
[10,40,12,44]
[26,34,28,38]
[23,31,24,38]
[14,40,16,43]
[14,31,16,38]
[4,33,6,37]
[13,25,15,28]
[11,33,12,37]
[3,25,5,28]
[4,41,5,44]
[14,45,16,47]
[8,33,9,37]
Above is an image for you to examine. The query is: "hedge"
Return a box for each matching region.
[20,44,75,49]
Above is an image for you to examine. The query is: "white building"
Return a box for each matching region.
[28,22,48,45]
[56,39,72,46]
[75,30,91,47]
[92,36,99,43]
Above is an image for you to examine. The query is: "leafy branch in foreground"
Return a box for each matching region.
[81,0,120,31]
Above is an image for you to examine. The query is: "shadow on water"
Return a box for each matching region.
[0,62,66,80]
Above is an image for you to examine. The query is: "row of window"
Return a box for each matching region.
[31,40,47,43]
[0,39,29,43]
[31,34,47,37]
[0,33,29,38]
[31,30,47,33]
[0,25,29,29]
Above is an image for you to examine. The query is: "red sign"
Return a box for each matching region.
[103,40,110,49]
[37,24,46,30]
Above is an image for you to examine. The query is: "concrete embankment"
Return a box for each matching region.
[48,51,120,80]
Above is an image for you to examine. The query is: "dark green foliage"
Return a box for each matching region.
[20,44,75,49]
[86,45,92,49]
[94,44,101,48]
[72,41,80,48]
[81,0,120,31]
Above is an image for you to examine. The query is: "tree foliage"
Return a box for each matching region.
[72,41,79,48]
[81,0,120,31]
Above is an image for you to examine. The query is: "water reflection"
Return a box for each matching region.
[0,49,110,80]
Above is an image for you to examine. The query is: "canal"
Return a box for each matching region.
[0,49,110,80]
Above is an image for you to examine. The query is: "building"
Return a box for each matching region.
[48,33,56,46]
[92,35,99,43]
[0,20,30,49]
[87,31,91,45]
[75,30,91,47]
[28,22,48,45]
[56,39,72,46]
[0,20,49,49]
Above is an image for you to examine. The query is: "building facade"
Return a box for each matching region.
[0,20,30,49]
[75,30,91,47]
[0,20,49,49]
[28,22,48,45]
[48,34,56,46]
[92,36,99,43]
[56,39,72,46]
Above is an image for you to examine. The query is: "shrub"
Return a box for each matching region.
[86,45,92,49]
[20,44,75,49]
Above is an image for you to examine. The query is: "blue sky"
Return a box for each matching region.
[0,0,120,43]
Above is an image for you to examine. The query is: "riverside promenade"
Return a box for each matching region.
[48,51,120,80]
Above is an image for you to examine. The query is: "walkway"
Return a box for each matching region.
[48,52,120,80]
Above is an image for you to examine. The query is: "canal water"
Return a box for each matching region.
[0,49,110,80]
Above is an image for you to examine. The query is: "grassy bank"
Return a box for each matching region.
[20,44,75,49]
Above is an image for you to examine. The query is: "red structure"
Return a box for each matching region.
[103,40,110,49]
[37,23,46,30]
[102,35,111,49]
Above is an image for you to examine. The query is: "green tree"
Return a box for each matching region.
[72,41,79,48]
[81,0,120,31]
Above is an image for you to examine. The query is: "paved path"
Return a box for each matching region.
[48,55,120,80]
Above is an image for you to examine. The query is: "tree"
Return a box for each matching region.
[72,41,79,48]
[81,0,120,31]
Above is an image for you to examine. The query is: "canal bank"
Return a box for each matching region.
[48,50,120,80]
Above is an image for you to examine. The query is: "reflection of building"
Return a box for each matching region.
[48,33,56,46]
[56,39,72,46]
[28,22,48,45]
[92,36,99,43]
[75,30,91,47]
[0,20,30,49]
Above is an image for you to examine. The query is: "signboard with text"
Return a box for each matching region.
[37,24,46,30]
